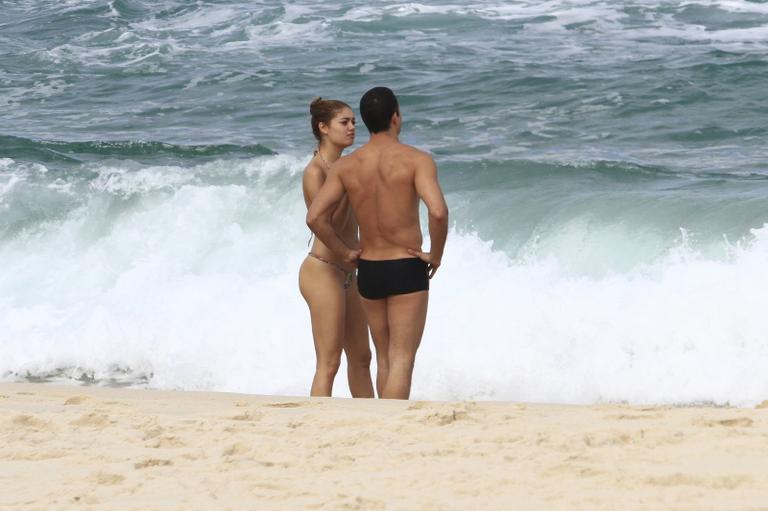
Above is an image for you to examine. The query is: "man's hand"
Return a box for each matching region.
[343,249,362,272]
[408,249,440,279]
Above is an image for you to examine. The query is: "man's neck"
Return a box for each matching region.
[368,129,399,144]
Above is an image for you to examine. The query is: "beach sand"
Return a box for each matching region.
[2,382,767,510]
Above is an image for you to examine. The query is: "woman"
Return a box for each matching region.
[299,97,374,398]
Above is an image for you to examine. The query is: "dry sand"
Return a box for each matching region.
[2,382,767,510]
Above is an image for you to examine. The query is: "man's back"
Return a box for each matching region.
[338,139,428,260]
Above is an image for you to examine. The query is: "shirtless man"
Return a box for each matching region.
[307,87,449,400]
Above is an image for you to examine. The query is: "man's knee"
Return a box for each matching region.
[376,351,389,370]
[389,351,416,370]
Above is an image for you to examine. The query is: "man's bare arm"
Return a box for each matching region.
[306,165,361,268]
[410,154,448,278]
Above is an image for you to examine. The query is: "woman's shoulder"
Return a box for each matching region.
[303,155,324,177]
[302,156,326,190]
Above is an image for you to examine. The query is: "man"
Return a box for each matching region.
[307,87,448,400]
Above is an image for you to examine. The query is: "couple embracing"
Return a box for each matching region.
[298,87,449,400]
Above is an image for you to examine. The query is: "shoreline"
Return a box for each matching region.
[3,382,768,510]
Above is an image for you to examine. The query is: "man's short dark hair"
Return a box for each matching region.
[360,87,399,133]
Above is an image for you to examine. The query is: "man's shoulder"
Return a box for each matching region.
[335,149,363,172]
[338,147,363,163]
[393,144,434,171]
[396,143,433,162]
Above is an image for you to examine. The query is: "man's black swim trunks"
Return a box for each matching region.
[357,257,429,300]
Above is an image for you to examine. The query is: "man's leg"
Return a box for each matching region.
[360,297,390,397]
[381,291,429,400]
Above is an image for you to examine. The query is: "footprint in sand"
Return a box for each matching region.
[717,417,754,427]
[142,426,165,440]
[100,400,134,408]
[545,463,604,479]
[697,417,754,428]
[229,411,264,422]
[147,436,187,449]
[91,471,125,485]
[639,406,670,412]
[134,458,173,469]
[646,473,751,489]
[412,402,476,426]
[69,413,111,428]
[11,414,54,431]
[583,432,634,447]
[72,494,99,505]
[222,442,251,457]
[606,413,661,421]
[64,395,89,405]
[337,495,386,510]
[265,402,306,408]
[419,409,470,426]
[9,449,68,461]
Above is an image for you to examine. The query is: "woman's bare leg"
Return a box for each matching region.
[343,280,374,398]
[299,257,346,397]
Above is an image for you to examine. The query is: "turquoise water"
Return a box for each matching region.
[1,1,767,403]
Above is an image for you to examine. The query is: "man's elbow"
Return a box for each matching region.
[430,206,449,224]
[306,211,320,232]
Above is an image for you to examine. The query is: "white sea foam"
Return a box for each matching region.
[24,0,768,71]
[244,19,329,46]
[338,0,768,52]
[88,165,196,195]
[342,1,621,25]
[701,0,768,15]
[420,227,768,405]
[44,39,180,70]
[0,175,23,201]
[1,155,766,405]
[628,23,768,44]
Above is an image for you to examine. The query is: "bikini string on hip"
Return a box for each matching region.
[308,252,353,289]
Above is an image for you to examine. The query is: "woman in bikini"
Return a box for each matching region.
[299,97,374,397]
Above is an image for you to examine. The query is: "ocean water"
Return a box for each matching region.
[1,0,767,405]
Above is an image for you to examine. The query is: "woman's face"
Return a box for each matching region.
[321,107,356,148]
